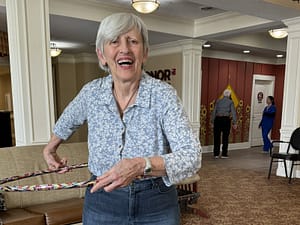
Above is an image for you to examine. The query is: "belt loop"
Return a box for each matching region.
[151,177,160,189]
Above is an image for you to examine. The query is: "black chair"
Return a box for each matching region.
[268,127,300,183]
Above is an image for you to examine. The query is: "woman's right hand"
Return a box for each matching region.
[43,149,67,171]
[43,135,67,172]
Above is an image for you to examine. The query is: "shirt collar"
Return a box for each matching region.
[135,72,151,109]
[99,73,151,109]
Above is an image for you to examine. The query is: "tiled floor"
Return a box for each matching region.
[203,146,271,171]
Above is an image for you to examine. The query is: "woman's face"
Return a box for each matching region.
[266,97,272,105]
[97,28,148,82]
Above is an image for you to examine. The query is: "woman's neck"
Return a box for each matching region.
[112,77,141,117]
[113,76,140,97]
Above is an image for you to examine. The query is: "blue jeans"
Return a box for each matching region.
[83,177,180,225]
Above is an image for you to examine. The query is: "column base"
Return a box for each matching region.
[276,126,300,178]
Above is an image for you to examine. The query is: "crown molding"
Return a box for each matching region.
[194,11,272,38]
[283,16,300,34]
[149,39,205,57]
[202,49,285,65]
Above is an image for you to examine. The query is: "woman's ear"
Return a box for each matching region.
[96,48,107,66]
[142,48,148,64]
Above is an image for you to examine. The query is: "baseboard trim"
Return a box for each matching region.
[201,142,251,153]
[276,162,300,178]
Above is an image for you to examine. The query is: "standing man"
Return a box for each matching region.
[211,89,237,159]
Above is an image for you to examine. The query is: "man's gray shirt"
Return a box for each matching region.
[211,97,237,124]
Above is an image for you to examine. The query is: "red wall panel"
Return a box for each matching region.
[200,57,285,146]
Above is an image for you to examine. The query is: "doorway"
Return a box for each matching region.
[250,75,275,147]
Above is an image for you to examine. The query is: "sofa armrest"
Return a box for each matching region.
[25,198,84,225]
[0,208,44,225]
[177,174,200,185]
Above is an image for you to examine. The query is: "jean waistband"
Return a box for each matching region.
[90,175,166,191]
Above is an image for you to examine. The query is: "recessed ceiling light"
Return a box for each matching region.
[201,6,214,11]
[203,44,211,48]
[276,54,284,58]
[243,50,250,54]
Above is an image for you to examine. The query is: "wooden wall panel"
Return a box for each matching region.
[272,65,285,139]
[200,57,285,146]
[200,58,210,145]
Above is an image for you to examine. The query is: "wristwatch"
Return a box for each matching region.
[143,157,152,175]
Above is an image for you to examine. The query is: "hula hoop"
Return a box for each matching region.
[0,163,96,192]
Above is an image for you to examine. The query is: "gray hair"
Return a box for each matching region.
[95,13,149,72]
[223,89,231,97]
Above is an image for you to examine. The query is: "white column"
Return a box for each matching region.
[6,0,55,145]
[277,17,300,177]
[181,40,205,137]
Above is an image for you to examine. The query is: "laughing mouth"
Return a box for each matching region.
[117,59,133,66]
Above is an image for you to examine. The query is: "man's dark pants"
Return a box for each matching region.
[213,116,231,157]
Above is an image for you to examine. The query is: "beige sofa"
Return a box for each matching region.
[0,142,90,225]
[0,142,202,225]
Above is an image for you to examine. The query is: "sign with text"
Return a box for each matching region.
[146,68,176,83]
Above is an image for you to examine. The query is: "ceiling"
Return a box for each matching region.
[1,0,300,59]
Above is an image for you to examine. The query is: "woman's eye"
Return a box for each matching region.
[130,39,138,44]
[110,39,119,45]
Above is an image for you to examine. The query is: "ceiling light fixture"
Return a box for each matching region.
[243,50,250,54]
[276,54,284,58]
[268,28,288,39]
[50,42,62,57]
[131,0,160,14]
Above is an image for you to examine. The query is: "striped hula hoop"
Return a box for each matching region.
[0,163,96,192]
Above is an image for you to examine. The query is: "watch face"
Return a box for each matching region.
[145,167,152,173]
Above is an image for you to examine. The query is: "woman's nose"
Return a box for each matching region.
[119,40,129,54]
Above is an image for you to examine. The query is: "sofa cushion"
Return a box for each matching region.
[25,198,84,225]
[0,208,44,225]
[0,193,6,211]
[0,142,90,209]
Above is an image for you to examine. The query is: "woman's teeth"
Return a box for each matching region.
[117,60,133,65]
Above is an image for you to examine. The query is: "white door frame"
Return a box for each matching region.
[249,74,276,146]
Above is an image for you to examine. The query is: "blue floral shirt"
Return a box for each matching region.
[53,73,201,185]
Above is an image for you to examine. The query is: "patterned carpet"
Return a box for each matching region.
[181,148,300,225]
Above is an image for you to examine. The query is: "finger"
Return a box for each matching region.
[90,179,112,193]
[57,167,69,174]
[48,161,61,170]
[90,174,112,193]
[60,157,68,166]
[103,180,122,192]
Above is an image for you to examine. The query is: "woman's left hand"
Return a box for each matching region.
[90,158,145,193]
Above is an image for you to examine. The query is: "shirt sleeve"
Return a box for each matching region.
[263,105,276,117]
[53,84,89,140]
[160,88,202,186]
[230,101,237,124]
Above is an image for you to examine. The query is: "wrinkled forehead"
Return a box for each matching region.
[105,26,142,43]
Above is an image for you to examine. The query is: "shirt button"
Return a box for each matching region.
[118,145,123,150]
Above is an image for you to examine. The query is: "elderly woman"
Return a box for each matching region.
[43,13,201,225]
